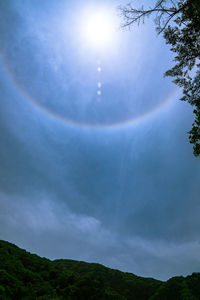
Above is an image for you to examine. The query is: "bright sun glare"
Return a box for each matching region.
[80,8,118,50]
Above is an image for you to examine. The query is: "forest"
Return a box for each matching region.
[0,240,200,299]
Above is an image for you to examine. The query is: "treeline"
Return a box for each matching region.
[0,240,200,299]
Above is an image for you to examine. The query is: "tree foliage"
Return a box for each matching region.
[120,0,200,156]
[1,240,200,299]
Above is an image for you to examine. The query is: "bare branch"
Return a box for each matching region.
[120,1,186,33]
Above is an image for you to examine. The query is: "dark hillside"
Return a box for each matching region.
[0,240,199,299]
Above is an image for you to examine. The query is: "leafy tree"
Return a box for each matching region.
[120,0,200,156]
[1,240,200,299]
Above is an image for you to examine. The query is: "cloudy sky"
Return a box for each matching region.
[0,0,200,281]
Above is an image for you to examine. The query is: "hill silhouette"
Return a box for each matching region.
[0,240,200,299]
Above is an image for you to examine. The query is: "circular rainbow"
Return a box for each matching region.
[0,54,178,130]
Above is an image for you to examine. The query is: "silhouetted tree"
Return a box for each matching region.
[120,0,200,156]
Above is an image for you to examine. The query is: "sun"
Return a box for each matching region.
[80,7,118,50]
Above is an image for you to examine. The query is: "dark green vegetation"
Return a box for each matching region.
[0,241,200,299]
[121,0,200,156]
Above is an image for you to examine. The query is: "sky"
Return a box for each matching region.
[0,0,200,281]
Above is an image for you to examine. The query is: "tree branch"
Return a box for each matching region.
[120,1,186,33]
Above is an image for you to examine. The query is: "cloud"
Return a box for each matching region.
[1,191,200,281]
[1,0,200,283]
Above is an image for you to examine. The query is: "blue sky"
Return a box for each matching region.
[0,0,200,281]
